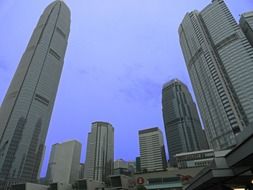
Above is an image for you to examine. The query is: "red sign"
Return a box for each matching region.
[137,177,145,184]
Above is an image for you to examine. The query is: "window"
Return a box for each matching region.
[35,94,49,106]
[49,48,60,60]
[56,27,66,39]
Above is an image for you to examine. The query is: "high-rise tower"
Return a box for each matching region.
[162,79,208,166]
[84,122,114,182]
[0,1,70,186]
[46,140,82,184]
[179,0,253,150]
[240,11,253,48]
[138,127,167,172]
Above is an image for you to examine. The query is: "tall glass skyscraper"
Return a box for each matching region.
[240,11,253,48]
[179,0,253,150]
[84,122,114,182]
[0,1,70,187]
[162,79,208,166]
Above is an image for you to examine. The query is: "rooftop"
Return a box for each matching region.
[162,78,188,90]
[139,127,160,135]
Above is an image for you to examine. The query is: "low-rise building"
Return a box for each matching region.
[113,159,135,176]
[49,183,72,190]
[72,179,104,190]
[107,175,135,190]
[176,149,215,169]
[114,159,128,169]
[134,167,204,189]
[12,183,48,190]
[185,126,253,190]
[127,161,136,174]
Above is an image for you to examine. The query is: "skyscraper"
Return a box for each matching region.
[79,163,85,179]
[46,140,81,184]
[138,127,167,172]
[135,157,141,173]
[240,11,253,48]
[84,122,114,182]
[179,0,253,150]
[162,79,208,166]
[0,1,70,186]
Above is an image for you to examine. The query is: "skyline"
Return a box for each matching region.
[0,0,253,178]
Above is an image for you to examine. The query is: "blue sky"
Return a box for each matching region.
[0,0,252,177]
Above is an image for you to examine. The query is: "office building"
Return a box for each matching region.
[84,122,114,182]
[72,179,105,190]
[240,11,253,48]
[113,159,136,176]
[114,159,128,170]
[202,129,209,149]
[134,167,205,189]
[162,79,208,166]
[135,157,141,173]
[48,182,72,190]
[176,149,214,169]
[179,0,253,150]
[0,1,70,187]
[107,175,135,190]
[79,163,85,179]
[114,159,129,175]
[127,161,136,175]
[46,140,81,184]
[12,183,48,190]
[184,128,253,190]
[138,127,167,172]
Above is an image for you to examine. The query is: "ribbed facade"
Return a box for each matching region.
[240,11,253,48]
[0,1,70,187]
[138,127,167,172]
[162,79,208,166]
[179,0,253,150]
[84,122,114,182]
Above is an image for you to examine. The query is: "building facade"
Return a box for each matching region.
[114,159,128,170]
[46,140,81,184]
[84,122,114,182]
[240,11,253,48]
[135,157,141,173]
[176,149,214,169]
[113,159,136,176]
[0,1,70,187]
[179,0,253,150]
[79,163,85,179]
[162,79,208,166]
[127,161,136,175]
[12,183,48,190]
[138,127,167,172]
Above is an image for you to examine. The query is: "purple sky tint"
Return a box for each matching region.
[0,0,252,177]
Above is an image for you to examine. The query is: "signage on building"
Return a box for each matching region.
[136,177,145,184]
